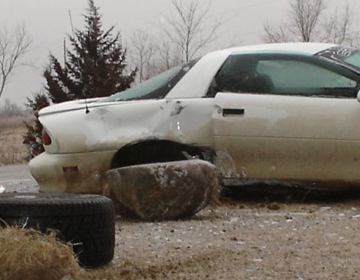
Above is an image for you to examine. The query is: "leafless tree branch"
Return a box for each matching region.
[289,0,325,42]
[129,29,157,82]
[321,4,358,46]
[263,0,357,45]
[160,0,222,63]
[263,21,291,43]
[0,24,31,100]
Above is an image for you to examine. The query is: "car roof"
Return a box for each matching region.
[166,42,338,100]
[222,42,337,56]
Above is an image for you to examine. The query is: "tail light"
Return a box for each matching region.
[42,130,52,145]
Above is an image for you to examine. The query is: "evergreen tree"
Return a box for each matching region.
[24,0,136,157]
[46,0,136,102]
[23,93,50,158]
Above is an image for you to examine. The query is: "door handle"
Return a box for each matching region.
[222,108,245,116]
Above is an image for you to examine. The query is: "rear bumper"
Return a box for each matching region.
[29,150,116,194]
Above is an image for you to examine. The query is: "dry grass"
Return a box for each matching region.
[0,227,140,280]
[0,116,31,165]
[0,116,28,131]
[0,227,81,280]
[0,226,223,280]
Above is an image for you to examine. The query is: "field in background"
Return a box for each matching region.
[0,116,32,165]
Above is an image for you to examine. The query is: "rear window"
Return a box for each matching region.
[102,58,199,102]
[317,46,360,72]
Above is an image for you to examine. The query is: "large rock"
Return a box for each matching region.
[105,159,220,220]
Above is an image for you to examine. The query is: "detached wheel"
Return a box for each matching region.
[0,193,115,268]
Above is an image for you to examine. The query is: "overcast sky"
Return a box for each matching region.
[0,0,358,107]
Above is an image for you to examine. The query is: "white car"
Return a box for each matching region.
[30,42,360,193]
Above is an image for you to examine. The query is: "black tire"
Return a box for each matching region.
[0,193,115,268]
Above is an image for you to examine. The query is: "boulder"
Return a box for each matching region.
[105,159,220,220]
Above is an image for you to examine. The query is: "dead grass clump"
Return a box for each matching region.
[0,115,31,131]
[0,115,31,165]
[0,227,81,280]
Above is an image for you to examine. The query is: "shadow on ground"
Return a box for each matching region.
[221,184,360,204]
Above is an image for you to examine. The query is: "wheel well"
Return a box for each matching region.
[110,140,214,169]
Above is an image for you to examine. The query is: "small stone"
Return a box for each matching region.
[267,202,281,210]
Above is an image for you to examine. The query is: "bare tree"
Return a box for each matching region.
[129,0,223,79]
[263,23,292,44]
[129,33,182,81]
[156,39,183,72]
[292,0,325,42]
[129,29,158,83]
[160,0,222,63]
[321,5,358,45]
[263,0,358,45]
[0,24,31,100]
[0,99,24,118]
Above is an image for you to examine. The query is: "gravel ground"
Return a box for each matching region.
[2,165,360,279]
[106,191,360,280]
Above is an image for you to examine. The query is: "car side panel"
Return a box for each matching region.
[29,150,116,193]
[31,98,214,193]
[213,92,360,186]
[40,99,214,154]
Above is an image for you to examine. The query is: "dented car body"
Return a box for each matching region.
[30,43,360,193]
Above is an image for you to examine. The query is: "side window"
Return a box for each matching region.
[209,54,358,98]
[208,56,275,96]
[256,59,357,97]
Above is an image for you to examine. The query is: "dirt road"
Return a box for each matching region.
[0,164,38,193]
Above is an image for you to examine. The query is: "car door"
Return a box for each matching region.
[212,53,360,186]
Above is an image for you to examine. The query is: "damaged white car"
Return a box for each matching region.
[30,43,360,193]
